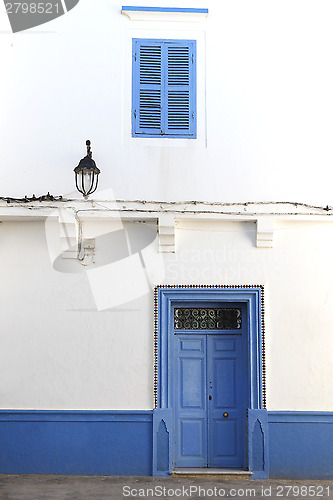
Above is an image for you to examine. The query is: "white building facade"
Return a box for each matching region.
[1,0,333,478]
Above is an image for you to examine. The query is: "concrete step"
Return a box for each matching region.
[172,468,253,479]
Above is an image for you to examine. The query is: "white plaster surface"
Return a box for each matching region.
[1,0,333,204]
[1,219,333,411]
[1,0,333,412]
[0,222,154,409]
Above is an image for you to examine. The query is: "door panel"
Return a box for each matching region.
[181,419,206,456]
[215,339,236,351]
[174,335,207,466]
[208,335,246,467]
[181,358,204,408]
[213,419,237,456]
[213,358,236,408]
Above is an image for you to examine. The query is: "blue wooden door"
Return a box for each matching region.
[174,333,247,467]
[174,335,208,467]
[207,335,246,467]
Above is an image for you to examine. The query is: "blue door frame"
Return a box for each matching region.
[152,286,268,478]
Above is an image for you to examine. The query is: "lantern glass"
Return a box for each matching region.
[75,169,99,198]
[74,140,100,198]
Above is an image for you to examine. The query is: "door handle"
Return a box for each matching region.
[223,412,228,418]
[209,395,212,400]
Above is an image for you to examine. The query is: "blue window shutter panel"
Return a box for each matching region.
[132,39,196,138]
[132,39,163,136]
[165,40,196,137]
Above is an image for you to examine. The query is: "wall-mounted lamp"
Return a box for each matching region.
[74,140,100,198]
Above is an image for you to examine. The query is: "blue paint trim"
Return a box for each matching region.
[0,410,152,422]
[248,409,269,479]
[3,409,333,477]
[269,411,333,423]
[122,6,208,14]
[268,411,333,479]
[157,287,264,411]
[154,286,265,475]
[153,407,172,476]
[0,410,153,475]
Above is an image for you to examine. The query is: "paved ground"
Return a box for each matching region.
[1,475,333,500]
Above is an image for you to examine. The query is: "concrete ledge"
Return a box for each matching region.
[172,468,252,479]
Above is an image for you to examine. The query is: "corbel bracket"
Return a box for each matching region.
[158,214,175,253]
[256,217,274,248]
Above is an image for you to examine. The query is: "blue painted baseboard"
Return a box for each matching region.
[268,412,333,479]
[0,411,153,476]
[1,410,333,477]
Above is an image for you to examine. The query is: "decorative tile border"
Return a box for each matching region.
[154,284,266,408]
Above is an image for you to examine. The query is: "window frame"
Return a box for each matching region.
[132,38,197,139]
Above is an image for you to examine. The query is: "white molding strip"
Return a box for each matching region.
[1,200,332,254]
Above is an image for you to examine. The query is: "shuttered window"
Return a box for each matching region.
[132,39,196,138]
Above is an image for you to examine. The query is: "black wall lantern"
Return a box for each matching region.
[74,140,100,198]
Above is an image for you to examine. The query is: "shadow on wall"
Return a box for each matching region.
[53,223,157,274]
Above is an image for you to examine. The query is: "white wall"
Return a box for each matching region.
[1,0,333,204]
[1,218,333,411]
[0,221,154,409]
[172,219,333,411]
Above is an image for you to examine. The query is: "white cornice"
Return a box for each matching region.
[0,200,331,219]
[1,200,332,252]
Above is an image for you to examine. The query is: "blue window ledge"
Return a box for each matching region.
[122,6,208,14]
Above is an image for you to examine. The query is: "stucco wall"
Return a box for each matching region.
[1,218,333,411]
[0,221,154,410]
[1,0,333,204]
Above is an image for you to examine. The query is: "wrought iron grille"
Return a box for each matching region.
[174,308,242,330]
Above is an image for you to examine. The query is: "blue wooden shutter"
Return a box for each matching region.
[165,40,196,137]
[132,39,196,138]
[132,39,163,136]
